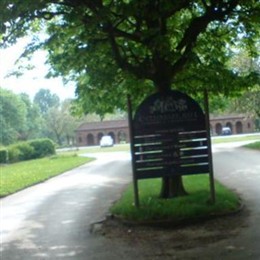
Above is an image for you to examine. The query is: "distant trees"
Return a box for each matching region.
[45,99,79,145]
[19,93,42,140]
[33,89,60,114]
[0,87,80,146]
[0,88,27,145]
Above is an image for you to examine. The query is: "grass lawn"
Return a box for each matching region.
[111,175,240,222]
[0,154,93,197]
[244,141,260,150]
[58,143,130,155]
[212,134,260,144]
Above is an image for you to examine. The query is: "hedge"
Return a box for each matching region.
[5,138,56,163]
[0,149,8,164]
[28,138,55,159]
[9,142,35,162]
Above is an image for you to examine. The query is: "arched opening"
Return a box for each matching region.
[226,122,233,133]
[108,131,115,143]
[78,137,82,143]
[215,123,222,135]
[87,133,94,146]
[236,121,243,134]
[97,132,104,143]
[118,131,127,143]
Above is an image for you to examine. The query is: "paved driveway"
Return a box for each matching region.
[1,144,260,259]
[1,152,132,259]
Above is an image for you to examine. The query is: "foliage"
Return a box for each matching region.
[0,148,8,164]
[6,139,55,163]
[0,89,45,146]
[19,93,43,140]
[0,87,81,146]
[28,138,55,158]
[228,86,260,118]
[32,90,80,145]
[45,99,80,145]
[7,142,34,162]
[33,88,60,114]
[0,154,93,197]
[7,145,21,163]
[0,1,259,115]
[0,88,27,145]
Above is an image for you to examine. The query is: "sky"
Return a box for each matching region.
[0,38,76,101]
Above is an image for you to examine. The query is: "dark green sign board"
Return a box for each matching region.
[128,90,215,207]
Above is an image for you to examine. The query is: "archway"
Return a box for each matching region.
[226,122,233,133]
[78,136,82,144]
[118,131,127,143]
[108,132,115,143]
[215,123,222,135]
[87,133,94,146]
[236,121,243,134]
[97,132,104,143]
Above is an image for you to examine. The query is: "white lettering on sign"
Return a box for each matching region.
[150,97,188,114]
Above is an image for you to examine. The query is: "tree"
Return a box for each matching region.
[0,88,27,145]
[33,89,60,115]
[45,99,79,146]
[61,99,82,146]
[218,48,260,130]
[1,1,259,198]
[19,93,43,140]
[228,86,260,124]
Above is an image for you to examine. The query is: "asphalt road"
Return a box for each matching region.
[205,142,260,259]
[0,152,133,259]
[1,143,260,259]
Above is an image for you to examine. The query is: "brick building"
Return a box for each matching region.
[76,120,129,146]
[75,115,254,146]
[210,115,254,135]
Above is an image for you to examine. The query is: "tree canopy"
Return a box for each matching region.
[0,88,27,145]
[0,87,81,146]
[33,88,60,114]
[1,1,259,115]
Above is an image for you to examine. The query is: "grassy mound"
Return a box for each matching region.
[111,175,240,223]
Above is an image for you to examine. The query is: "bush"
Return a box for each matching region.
[16,142,35,161]
[0,148,8,163]
[7,145,21,163]
[5,139,55,163]
[7,142,35,162]
[28,138,55,159]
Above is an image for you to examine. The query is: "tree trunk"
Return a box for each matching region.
[160,176,188,199]
[154,73,188,199]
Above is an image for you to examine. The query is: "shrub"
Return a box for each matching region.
[6,139,55,163]
[15,142,35,161]
[7,142,35,162]
[7,145,21,163]
[28,138,55,159]
[0,148,8,163]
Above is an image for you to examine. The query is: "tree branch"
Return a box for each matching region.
[107,23,153,80]
[172,0,239,77]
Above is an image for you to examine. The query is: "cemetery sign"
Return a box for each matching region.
[128,90,215,207]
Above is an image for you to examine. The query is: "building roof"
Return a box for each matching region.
[76,120,128,132]
[76,114,250,132]
[210,114,249,121]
